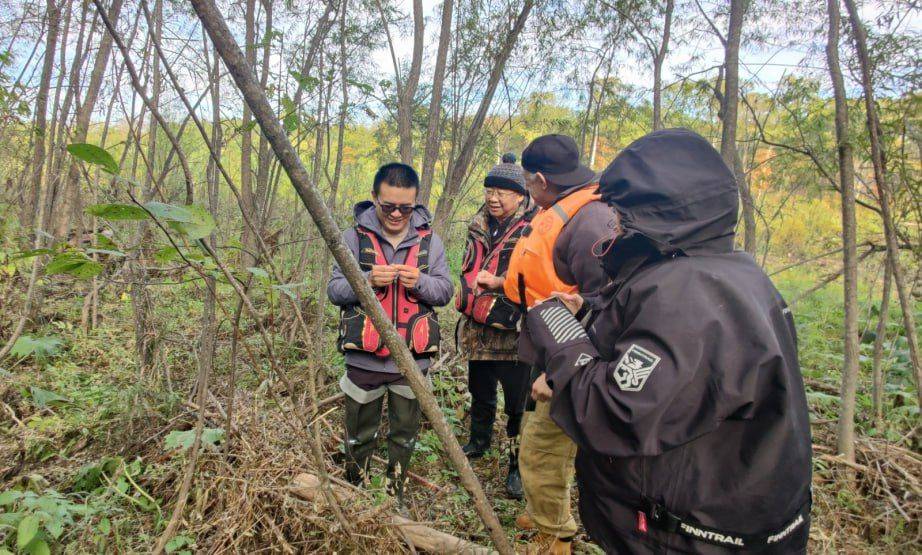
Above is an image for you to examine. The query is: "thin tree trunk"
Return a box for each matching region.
[61,0,125,241]
[25,0,61,233]
[826,0,861,462]
[313,0,350,363]
[720,0,756,255]
[131,0,162,378]
[652,0,674,131]
[239,0,257,267]
[843,0,922,410]
[188,2,513,551]
[418,0,454,205]
[872,253,893,425]
[0,0,61,361]
[399,0,423,164]
[254,0,273,234]
[432,0,535,232]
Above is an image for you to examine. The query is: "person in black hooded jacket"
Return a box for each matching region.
[522,129,812,554]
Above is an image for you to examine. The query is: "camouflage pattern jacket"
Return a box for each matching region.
[456,198,536,361]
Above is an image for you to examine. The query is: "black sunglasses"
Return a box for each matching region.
[377,202,415,216]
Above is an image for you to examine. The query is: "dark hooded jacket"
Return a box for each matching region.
[327,201,454,374]
[523,129,812,554]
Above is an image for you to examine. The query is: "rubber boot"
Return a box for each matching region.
[505,436,523,499]
[462,401,495,459]
[343,394,383,485]
[386,391,421,506]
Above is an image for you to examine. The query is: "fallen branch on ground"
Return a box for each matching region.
[291,473,494,554]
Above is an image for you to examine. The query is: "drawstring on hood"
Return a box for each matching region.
[598,128,739,283]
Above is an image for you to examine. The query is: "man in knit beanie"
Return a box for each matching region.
[456,153,536,499]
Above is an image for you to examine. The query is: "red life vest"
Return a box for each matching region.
[456,215,530,330]
[338,226,440,358]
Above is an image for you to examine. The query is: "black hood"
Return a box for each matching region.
[598,128,738,281]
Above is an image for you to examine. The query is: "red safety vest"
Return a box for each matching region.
[338,226,440,358]
[456,215,531,330]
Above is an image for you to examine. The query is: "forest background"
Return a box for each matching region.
[0,0,919,552]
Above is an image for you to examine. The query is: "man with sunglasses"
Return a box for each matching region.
[327,162,453,505]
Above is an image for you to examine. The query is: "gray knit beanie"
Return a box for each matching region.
[484,153,526,194]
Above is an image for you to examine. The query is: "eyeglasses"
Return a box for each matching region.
[377,202,415,216]
[484,188,518,200]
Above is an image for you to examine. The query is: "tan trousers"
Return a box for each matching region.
[519,399,578,537]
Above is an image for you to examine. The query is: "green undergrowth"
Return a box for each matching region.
[0,260,917,552]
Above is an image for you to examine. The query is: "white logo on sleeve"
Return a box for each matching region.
[575,353,593,367]
[613,344,661,391]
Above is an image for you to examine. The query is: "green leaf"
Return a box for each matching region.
[30,387,70,409]
[97,517,111,535]
[166,205,215,240]
[164,428,225,451]
[154,246,182,264]
[45,252,103,279]
[11,336,63,360]
[67,143,119,174]
[25,539,50,555]
[0,489,23,506]
[165,535,193,553]
[85,203,148,221]
[11,248,54,260]
[290,71,319,92]
[144,202,194,223]
[44,516,64,539]
[17,515,39,548]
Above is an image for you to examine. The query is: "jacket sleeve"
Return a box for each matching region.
[326,228,366,307]
[411,232,454,306]
[525,290,735,458]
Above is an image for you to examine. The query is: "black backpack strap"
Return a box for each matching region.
[355,227,377,271]
[416,230,433,274]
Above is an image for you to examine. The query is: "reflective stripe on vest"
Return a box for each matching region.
[503,185,601,308]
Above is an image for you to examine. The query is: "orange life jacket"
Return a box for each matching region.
[503,185,601,308]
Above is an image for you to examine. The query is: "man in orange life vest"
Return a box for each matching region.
[504,135,617,553]
[327,163,454,503]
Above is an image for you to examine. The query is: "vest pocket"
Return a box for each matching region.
[338,307,384,354]
[407,312,440,354]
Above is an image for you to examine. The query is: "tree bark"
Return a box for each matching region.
[720,0,756,254]
[826,0,861,462]
[60,0,125,240]
[239,0,257,267]
[432,0,535,233]
[188,1,513,551]
[24,0,61,233]
[0,0,61,361]
[843,0,921,410]
[418,0,454,205]
[872,253,893,425]
[652,0,674,131]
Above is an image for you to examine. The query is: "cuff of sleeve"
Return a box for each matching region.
[544,338,598,391]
